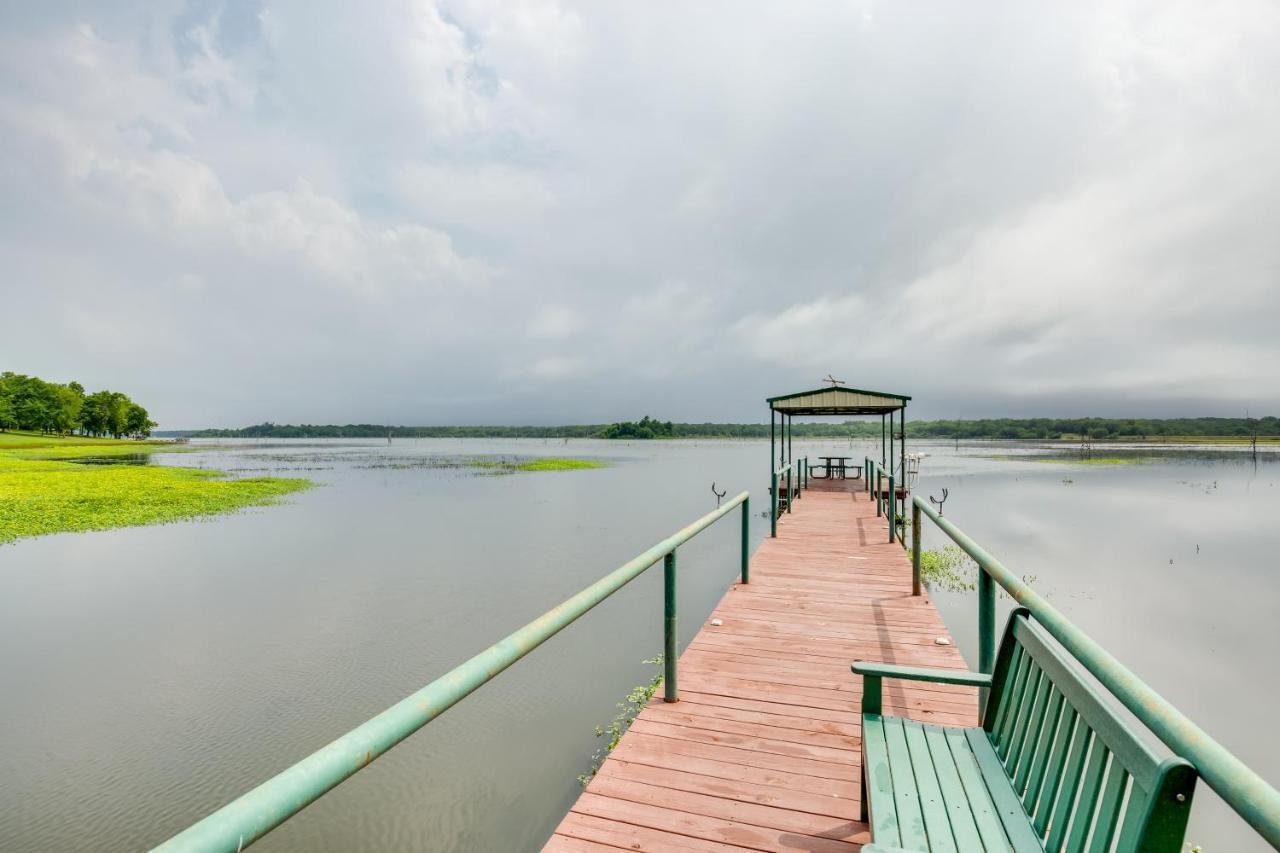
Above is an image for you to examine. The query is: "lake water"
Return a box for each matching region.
[0,438,1275,851]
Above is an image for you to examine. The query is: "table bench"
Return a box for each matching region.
[853,609,1197,852]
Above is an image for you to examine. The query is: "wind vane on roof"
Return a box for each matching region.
[822,374,845,388]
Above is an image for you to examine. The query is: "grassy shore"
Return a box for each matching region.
[0,432,311,546]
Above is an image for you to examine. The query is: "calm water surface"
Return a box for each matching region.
[0,438,1275,851]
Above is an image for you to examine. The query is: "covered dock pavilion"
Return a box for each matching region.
[766,385,912,533]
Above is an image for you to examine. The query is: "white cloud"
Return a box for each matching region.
[1,1,1279,425]
[527,306,580,339]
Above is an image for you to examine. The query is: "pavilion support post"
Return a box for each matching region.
[786,414,793,512]
[901,404,907,474]
[770,408,776,474]
[770,409,777,536]
[901,403,907,515]
[787,413,793,479]
[889,410,895,480]
[881,415,886,468]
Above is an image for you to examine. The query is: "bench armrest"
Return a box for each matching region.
[852,662,992,714]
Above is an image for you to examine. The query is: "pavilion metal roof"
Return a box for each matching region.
[766,386,910,416]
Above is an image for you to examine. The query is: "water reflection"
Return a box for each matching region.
[0,438,1274,851]
[62,453,154,465]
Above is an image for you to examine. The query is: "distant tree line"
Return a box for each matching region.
[599,416,676,439]
[0,372,156,438]
[907,417,1279,440]
[189,415,1277,441]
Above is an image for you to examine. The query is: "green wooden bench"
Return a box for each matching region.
[853,609,1197,852]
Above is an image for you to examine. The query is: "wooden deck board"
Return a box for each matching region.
[545,481,976,851]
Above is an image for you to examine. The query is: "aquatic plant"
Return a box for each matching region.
[918,545,1037,597]
[510,457,605,472]
[577,655,663,785]
[0,436,310,545]
[352,455,605,474]
[920,545,978,592]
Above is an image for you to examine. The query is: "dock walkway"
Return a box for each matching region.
[545,479,978,852]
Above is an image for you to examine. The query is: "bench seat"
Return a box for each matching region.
[862,715,1043,852]
[854,611,1197,853]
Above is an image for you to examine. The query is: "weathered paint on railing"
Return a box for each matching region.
[153,491,751,853]
[913,495,1280,848]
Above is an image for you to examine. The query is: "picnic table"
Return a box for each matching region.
[813,455,858,479]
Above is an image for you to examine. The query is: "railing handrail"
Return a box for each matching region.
[154,491,751,853]
[913,495,1280,848]
[773,462,792,476]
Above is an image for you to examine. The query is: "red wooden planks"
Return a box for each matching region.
[545,484,976,851]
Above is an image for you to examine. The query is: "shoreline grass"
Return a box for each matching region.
[0,432,311,546]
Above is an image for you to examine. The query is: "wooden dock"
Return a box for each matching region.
[545,478,978,852]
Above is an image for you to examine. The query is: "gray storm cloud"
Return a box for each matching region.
[1,1,1277,427]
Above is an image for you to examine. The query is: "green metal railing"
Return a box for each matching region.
[770,462,792,537]
[866,458,897,543]
[913,495,1280,848]
[154,492,752,853]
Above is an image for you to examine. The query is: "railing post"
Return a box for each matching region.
[770,471,778,537]
[887,475,896,543]
[664,551,678,702]
[786,466,793,513]
[911,501,921,596]
[875,466,882,517]
[740,497,750,584]
[978,567,994,707]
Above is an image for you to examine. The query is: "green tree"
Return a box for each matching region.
[125,403,155,438]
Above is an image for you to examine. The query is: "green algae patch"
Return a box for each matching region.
[981,454,1149,466]
[464,456,607,474]
[0,434,310,545]
[511,458,606,472]
[1060,456,1147,465]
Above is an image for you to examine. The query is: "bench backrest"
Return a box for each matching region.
[980,609,1196,853]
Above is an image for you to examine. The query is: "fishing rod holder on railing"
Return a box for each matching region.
[911,494,1280,849]
[153,491,753,853]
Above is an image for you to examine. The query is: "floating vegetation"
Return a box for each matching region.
[578,655,663,785]
[355,455,606,474]
[510,457,605,472]
[981,454,1149,466]
[1056,457,1147,466]
[919,545,1038,597]
[920,546,978,592]
[0,434,310,546]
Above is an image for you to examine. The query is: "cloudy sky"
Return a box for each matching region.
[2,1,1278,427]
